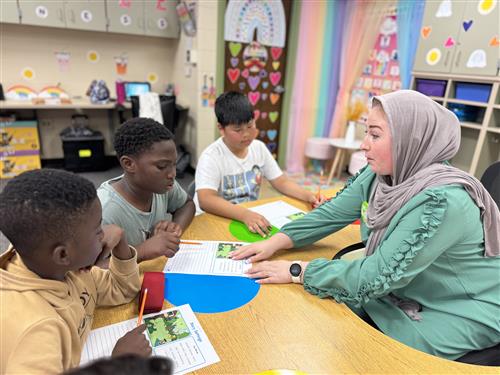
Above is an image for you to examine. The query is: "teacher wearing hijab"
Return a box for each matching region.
[230,90,500,361]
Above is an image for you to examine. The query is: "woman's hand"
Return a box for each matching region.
[246,260,294,284]
[229,241,277,263]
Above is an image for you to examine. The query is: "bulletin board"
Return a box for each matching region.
[223,0,292,159]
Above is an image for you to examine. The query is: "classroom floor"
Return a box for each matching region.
[0,167,348,253]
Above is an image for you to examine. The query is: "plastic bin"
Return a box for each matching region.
[447,103,481,123]
[61,135,106,172]
[455,82,491,103]
[415,79,447,97]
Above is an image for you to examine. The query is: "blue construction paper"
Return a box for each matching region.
[165,273,260,313]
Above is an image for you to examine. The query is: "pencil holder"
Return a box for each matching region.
[140,272,165,314]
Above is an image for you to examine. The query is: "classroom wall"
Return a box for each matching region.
[1,5,220,164]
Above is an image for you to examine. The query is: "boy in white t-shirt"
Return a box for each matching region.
[196,91,324,237]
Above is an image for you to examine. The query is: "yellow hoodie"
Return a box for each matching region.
[0,248,140,374]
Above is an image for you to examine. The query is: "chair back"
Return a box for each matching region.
[480,161,500,209]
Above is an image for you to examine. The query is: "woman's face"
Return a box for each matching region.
[361,105,393,176]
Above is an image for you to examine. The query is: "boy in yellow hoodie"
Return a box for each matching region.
[0,169,151,374]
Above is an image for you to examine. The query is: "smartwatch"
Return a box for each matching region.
[289,261,302,284]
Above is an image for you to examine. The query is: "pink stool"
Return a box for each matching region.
[304,137,334,162]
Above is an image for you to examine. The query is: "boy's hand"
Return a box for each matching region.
[137,231,180,261]
[112,324,152,358]
[154,220,182,237]
[308,193,328,208]
[98,225,131,266]
[242,211,271,237]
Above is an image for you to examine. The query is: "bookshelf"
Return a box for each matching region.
[411,72,500,179]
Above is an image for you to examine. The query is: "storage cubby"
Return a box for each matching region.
[411,72,500,178]
[475,132,500,179]
[451,127,479,172]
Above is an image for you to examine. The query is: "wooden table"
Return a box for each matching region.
[93,192,496,374]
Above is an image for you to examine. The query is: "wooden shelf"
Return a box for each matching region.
[460,122,483,130]
[446,98,488,108]
[411,73,500,178]
[0,99,131,110]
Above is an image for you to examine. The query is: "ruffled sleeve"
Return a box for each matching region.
[280,166,375,248]
[303,189,451,307]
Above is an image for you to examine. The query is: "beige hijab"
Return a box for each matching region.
[365,90,500,257]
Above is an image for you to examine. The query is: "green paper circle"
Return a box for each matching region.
[229,220,280,242]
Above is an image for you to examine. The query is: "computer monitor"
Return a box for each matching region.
[124,82,151,101]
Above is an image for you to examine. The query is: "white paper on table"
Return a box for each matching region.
[163,240,251,276]
[80,304,220,375]
[249,200,306,229]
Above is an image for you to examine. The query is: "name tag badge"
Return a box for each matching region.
[361,201,369,224]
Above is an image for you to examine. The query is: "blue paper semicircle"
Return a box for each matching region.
[165,273,261,313]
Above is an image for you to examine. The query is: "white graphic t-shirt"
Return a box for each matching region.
[195,137,282,212]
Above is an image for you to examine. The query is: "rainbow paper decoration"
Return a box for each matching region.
[224,0,286,47]
[5,85,38,101]
[38,86,70,99]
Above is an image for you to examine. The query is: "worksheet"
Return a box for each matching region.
[249,200,307,229]
[163,241,251,276]
[80,304,219,375]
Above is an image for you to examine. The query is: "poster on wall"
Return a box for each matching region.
[223,0,291,158]
[351,14,402,109]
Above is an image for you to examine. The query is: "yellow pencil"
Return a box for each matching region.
[180,240,203,245]
[137,288,148,326]
[316,169,324,199]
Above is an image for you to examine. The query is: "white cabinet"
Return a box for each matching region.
[64,0,106,32]
[413,0,499,77]
[0,1,20,24]
[106,0,145,36]
[19,0,66,28]
[144,0,179,38]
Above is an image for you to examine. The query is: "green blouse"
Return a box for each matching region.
[281,166,500,360]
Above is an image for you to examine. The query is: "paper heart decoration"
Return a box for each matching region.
[262,81,269,89]
[270,72,281,86]
[242,69,250,78]
[229,42,242,57]
[230,57,239,67]
[272,61,280,70]
[261,112,268,119]
[248,91,260,106]
[271,47,282,60]
[248,76,260,90]
[270,93,280,105]
[267,129,277,141]
[227,68,240,84]
[489,36,500,47]
[463,20,473,31]
[266,142,277,152]
[259,70,268,78]
[260,130,266,138]
[254,109,260,120]
[261,93,268,101]
[269,111,279,123]
[444,37,455,48]
[238,82,246,90]
[421,26,431,39]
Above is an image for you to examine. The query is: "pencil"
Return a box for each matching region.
[180,240,202,245]
[137,288,148,326]
[316,169,324,199]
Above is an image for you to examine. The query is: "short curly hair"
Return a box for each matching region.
[114,117,174,158]
[0,169,97,255]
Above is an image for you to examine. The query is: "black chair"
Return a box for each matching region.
[480,161,500,209]
[332,241,365,260]
[130,94,178,134]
